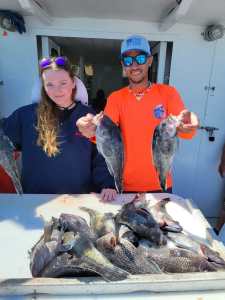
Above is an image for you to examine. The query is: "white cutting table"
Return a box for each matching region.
[0,193,225,299]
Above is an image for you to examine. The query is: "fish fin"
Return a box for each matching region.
[79,206,96,215]
[158,197,170,209]
[152,129,159,158]
[110,236,117,248]
[105,160,114,177]
[115,178,123,194]
[162,223,183,233]
[200,244,225,266]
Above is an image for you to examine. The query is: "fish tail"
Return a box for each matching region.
[159,174,167,192]
[8,161,23,194]
[13,178,23,194]
[115,178,123,194]
[79,207,95,216]
[6,170,23,194]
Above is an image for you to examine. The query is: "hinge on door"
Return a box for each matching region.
[0,80,4,86]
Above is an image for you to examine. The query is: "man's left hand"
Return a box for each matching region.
[177,110,199,133]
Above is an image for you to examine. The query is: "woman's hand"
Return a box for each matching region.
[177,110,199,133]
[76,113,96,138]
[100,188,117,202]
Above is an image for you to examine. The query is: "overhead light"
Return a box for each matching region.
[159,0,194,31]
[203,24,225,41]
[0,15,16,32]
[0,10,26,33]
[18,0,52,25]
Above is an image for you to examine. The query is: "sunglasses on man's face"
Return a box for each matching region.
[39,56,67,69]
[122,53,148,67]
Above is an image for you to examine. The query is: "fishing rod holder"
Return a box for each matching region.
[199,126,219,142]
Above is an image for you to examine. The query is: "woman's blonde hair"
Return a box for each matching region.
[36,57,75,157]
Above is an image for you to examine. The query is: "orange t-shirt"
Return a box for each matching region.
[104,83,195,192]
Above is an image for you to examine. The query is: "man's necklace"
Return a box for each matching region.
[129,82,151,101]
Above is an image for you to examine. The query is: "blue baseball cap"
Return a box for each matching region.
[121,35,151,56]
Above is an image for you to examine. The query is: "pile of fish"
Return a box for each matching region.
[30,195,225,281]
[0,119,23,194]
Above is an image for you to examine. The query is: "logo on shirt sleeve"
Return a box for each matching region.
[153,104,166,119]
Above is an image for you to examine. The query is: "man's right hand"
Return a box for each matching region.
[76,112,104,138]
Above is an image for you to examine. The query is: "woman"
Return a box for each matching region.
[2,56,116,201]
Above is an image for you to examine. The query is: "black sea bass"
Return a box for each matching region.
[95,115,124,193]
[152,115,180,192]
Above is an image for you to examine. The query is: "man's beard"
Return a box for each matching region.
[129,75,146,85]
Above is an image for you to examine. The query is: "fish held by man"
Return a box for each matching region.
[152,115,180,192]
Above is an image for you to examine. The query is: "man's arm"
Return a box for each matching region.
[165,86,199,139]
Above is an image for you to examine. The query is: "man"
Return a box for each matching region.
[77,35,199,194]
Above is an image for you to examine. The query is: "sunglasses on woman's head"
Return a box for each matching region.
[39,56,67,69]
[122,53,148,67]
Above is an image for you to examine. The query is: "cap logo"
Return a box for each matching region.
[126,37,141,47]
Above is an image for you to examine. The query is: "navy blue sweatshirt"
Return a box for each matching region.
[2,102,114,194]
